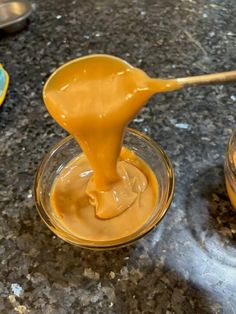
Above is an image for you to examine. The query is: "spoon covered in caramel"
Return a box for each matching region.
[43,54,236,222]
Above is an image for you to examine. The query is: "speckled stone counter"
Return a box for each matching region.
[1,0,236,313]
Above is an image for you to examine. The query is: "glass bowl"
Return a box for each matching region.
[225,129,236,209]
[34,128,175,250]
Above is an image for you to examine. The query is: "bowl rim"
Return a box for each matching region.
[34,128,175,250]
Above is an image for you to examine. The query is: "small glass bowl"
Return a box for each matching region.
[34,128,175,250]
[225,129,236,209]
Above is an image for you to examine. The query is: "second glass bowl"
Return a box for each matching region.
[225,129,236,209]
[34,128,175,250]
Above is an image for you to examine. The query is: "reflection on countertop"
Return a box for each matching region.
[0,0,236,312]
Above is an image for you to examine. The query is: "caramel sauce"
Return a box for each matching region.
[43,55,181,240]
[50,148,158,241]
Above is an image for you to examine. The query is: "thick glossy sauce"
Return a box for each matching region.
[50,148,158,241]
[43,55,181,240]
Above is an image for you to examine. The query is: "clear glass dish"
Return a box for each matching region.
[34,128,175,250]
[225,129,236,209]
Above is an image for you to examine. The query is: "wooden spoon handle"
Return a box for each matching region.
[177,70,236,87]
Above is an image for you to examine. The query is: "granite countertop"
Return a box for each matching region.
[1,0,236,313]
